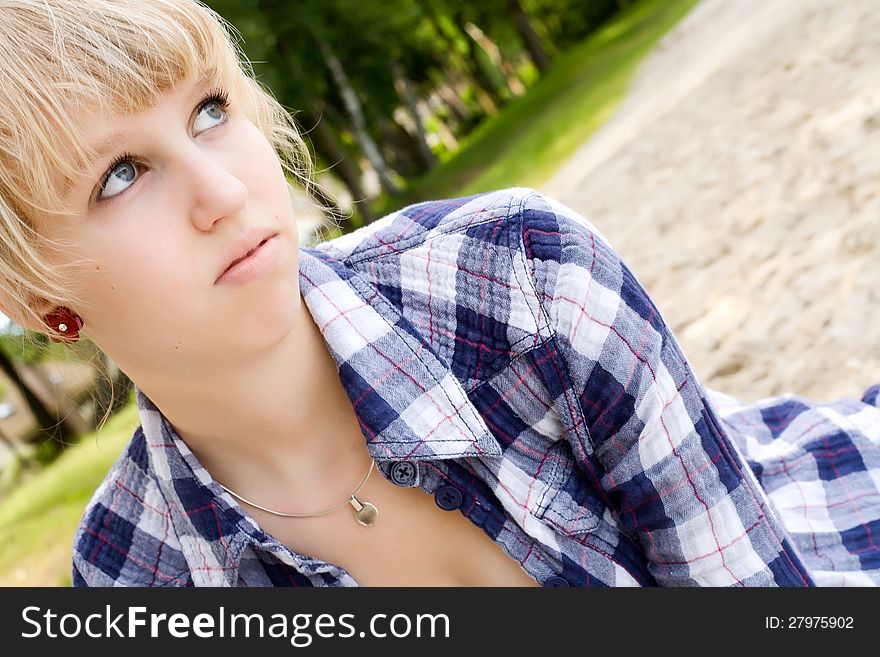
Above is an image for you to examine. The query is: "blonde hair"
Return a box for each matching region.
[0,0,317,336]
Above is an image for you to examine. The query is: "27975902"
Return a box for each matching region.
[765,617,854,630]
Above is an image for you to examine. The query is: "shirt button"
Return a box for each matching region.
[389,460,417,486]
[543,576,571,587]
[434,485,463,511]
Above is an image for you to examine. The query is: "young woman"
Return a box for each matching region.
[1,0,878,587]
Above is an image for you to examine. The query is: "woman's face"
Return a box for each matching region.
[40,75,303,373]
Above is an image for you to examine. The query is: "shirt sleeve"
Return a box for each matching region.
[71,560,88,587]
[71,541,117,587]
[513,189,815,586]
[69,434,193,588]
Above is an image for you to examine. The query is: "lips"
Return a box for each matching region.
[230,238,269,267]
[217,229,279,282]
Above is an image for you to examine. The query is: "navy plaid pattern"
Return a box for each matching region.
[72,188,880,586]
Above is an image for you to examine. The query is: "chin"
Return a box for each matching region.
[238,283,301,347]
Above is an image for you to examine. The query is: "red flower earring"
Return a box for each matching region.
[44,306,84,343]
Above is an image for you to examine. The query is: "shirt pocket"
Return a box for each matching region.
[529,441,604,536]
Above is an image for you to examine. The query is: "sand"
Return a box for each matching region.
[542,0,880,404]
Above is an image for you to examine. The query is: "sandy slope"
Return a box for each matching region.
[542,0,880,403]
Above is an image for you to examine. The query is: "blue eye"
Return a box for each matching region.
[98,153,139,201]
[95,89,230,203]
[192,95,228,133]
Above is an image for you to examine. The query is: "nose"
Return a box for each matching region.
[183,146,248,231]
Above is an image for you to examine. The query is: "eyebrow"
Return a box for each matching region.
[90,132,131,161]
[85,77,214,166]
[66,131,144,193]
[64,76,217,197]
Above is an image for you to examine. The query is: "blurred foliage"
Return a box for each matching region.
[205,0,627,222]
[376,0,697,212]
[0,326,93,365]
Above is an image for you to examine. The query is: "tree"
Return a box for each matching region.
[448,8,509,110]
[0,341,78,450]
[507,0,552,73]
[392,62,436,173]
[312,32,402,196]
[415,0,501,116]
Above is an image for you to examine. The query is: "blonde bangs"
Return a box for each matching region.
[0,0,312,332]
[0,0,254,218]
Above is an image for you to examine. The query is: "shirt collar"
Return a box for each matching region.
[133,245,501,584]
[296,245,501,462]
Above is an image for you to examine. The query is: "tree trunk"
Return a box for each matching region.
[27,362,91,436]
[0,345,77,449]
[418,0,499,116]
[391,61,436,171]
[463,22,525,96]
[377,118,419,179]
[507,0,553,74]
[273,38,373,227]
[434,78,470,126]
[450,11,507,110]
[314,34,401,196]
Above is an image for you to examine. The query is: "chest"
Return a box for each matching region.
[251,470,541,587]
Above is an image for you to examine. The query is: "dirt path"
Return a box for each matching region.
[542,0,880,403]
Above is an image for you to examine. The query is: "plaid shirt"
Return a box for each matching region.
[72,188,880,587]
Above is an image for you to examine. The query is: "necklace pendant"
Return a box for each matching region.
[349,495,379,526]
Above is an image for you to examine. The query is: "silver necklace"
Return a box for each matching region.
[218,460,379,526]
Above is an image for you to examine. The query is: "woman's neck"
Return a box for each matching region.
[124,291,373,507]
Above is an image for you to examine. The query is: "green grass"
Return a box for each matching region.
[376,0,698,216]
[0,403,137,586]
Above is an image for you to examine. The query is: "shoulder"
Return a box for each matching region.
[312,186,618,303]
[71,426,190,587]
[313,187,592,264]
[307,188,611,388]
